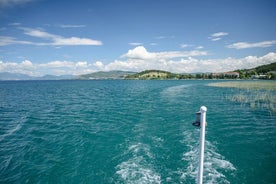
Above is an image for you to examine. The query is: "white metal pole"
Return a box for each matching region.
[198,106,207,184]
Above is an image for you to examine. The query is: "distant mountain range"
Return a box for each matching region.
[0,72,34,80]
[0,71,134,81]
[77,71,135,80]
[0,72,74,81]
[1,62,275,80]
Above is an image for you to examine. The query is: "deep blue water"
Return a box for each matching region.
[0,80,275,183]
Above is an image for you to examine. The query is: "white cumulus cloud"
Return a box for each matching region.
[121,46,155,60]
[0,60,36,76]
[0,60,98,76]
[1,46,275,76]
[53,37,102,46]
[103,51,276,73]
[121,46,207,60]
[227,40,276,49]
[93,61,104,69]
[75,61,88,67]
[155,50,207,59]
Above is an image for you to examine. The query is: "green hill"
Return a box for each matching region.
[255,62,276,73]
[125,70,182,80]
[235,62,276,79]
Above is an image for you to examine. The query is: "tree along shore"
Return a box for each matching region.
[124,69,276,80]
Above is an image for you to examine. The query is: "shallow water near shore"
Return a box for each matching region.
[0,80,275,183]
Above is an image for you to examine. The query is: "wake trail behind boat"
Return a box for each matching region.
[115,142,161,184]
[180,129,236,184]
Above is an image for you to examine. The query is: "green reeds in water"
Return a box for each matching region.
[226,89,276,113]
[208,81,276,114]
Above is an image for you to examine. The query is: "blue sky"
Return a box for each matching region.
[0,0,276,76]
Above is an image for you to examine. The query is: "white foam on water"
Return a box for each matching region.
[180,131,199,181]
[116,158,161,184]
[180,130,236,184]
[116,143,161,184]
[162,84,191,93]
[203,140,236,184]
[160,85,191,98]
[128,143,154,159]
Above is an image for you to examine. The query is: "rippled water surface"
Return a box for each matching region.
[0,80,275,183]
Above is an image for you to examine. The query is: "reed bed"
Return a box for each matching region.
[208,81,276,113]
[208,81,276,90]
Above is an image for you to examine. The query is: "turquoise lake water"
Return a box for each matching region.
[0,80,275,183]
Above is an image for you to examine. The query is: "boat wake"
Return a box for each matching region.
[115,142,161,184]
[180,130,236,184]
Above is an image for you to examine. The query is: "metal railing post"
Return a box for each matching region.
[198,106,207,184]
